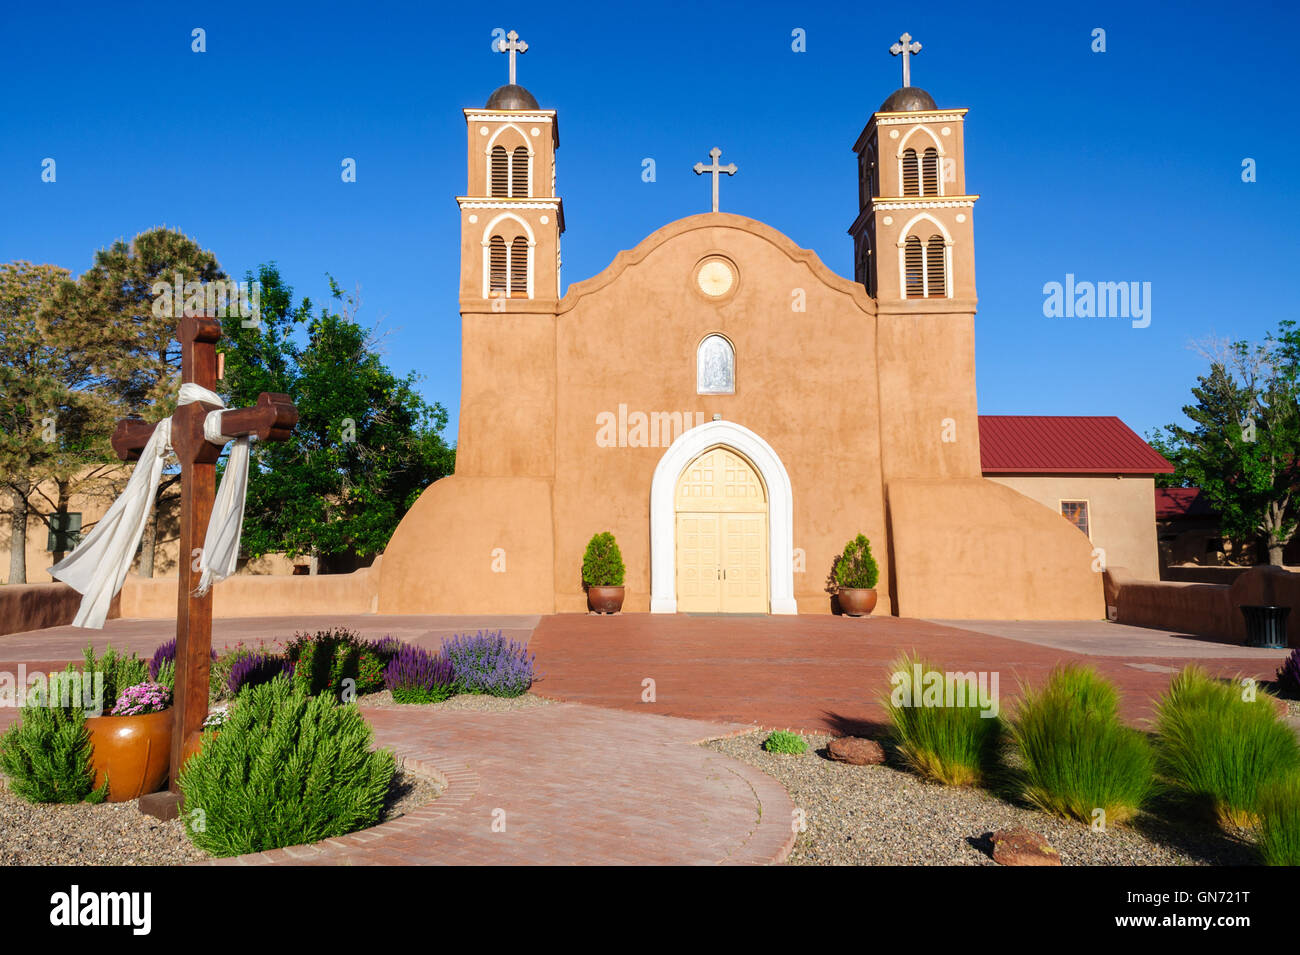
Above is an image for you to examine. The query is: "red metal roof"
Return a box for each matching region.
[978,416,1175,475]
[1155,487,1217,519]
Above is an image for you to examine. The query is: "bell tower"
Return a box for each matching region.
[849,33,977,304]
[454,31,561,478]
[852,34,983,481]
[458,30,564,308]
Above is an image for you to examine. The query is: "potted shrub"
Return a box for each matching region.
[583,531,626,613]
[85,680,173,802]
[834,533,880,616]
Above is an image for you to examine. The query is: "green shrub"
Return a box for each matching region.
[1257,776,1300,866]
[1010,665,1154,825]
[762,730,807,755]
[177,677,395,857]
[582,532,625,587]
[82,644,148,714]
[284,628,388,700]
[1154,666,1300,828]
[881,654,1002,786]
[0,669,108,804]
[834,534,879,590]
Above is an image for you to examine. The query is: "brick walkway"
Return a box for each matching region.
[526,614,1288,731]
[204,703,793,866]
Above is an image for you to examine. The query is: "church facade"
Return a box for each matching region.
[377,38,1104,619]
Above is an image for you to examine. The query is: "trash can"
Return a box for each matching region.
[1240,605,1291,649]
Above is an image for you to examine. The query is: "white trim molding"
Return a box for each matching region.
[649,420,797,615]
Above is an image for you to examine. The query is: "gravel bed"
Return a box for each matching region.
[0,781,208,866]
[0,766,439,866]
[359,690,554,713]
[704,730,1260,866]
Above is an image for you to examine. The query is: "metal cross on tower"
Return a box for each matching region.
[890,32,922,87]
[497,30,528,85]
[693,147,737,213]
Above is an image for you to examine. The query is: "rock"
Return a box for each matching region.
[826,736,886,766]
[989,827,1061,866]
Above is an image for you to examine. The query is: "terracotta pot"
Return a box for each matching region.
[587,585,626,613]
[85,708,173,802]
[180,729,216,771]
[837,588,878,617]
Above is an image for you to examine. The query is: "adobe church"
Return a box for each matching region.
[377,32,1104,619]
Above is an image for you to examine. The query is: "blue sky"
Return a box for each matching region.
[3,0,1297,442]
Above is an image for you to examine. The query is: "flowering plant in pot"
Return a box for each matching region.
[833,534,880,616]
[583,531,626,613]
[85,673,174,803]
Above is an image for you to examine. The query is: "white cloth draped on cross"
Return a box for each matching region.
[50,383,254,628]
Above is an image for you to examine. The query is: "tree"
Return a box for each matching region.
[218,269,454,570]
[1153,321,1300,566]
[42,229,228,576]
[0,262,117,584]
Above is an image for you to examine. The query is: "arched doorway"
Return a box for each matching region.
[649,419,797,614]
[674,446,768,613]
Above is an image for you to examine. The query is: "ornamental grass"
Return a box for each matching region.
[1010,665,1154,826]
[1153,666,1300,828]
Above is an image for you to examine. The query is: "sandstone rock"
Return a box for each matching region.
[989,827,1061,866]
[826,736,886,766]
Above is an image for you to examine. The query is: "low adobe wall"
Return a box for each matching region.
[887,478,1105,619]
[1108,565,1299,647]
[0,583,121,636]
[118,563,380,619]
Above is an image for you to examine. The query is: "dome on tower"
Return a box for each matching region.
[486,84,539,110]
[878,86,937,113]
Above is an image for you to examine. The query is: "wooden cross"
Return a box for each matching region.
[113,314,297,820]
[693,147,737,213]
[890,32,922,87]
[497,29,528,86]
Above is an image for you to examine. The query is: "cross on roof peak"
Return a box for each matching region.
[889,32,922,87]
[497,29,528,86]
[693,147,737,213]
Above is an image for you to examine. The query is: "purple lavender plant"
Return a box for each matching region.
[1278,649,1300,697]
[441,630,537,698]
[368,635,404,661]
[149,638,216,680]
[227,653,291,696]
[383,645,456,704]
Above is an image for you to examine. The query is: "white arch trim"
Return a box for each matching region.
[896,124,944,156]
[649,420,797,615]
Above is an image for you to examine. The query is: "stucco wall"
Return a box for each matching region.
[551,215,891,614]
[1109,565,1299,647]
[377,475,555,614]
[888,478,1105,619]
[0,583,120,636]
[988,474,1160,580]
[119,564,380,619]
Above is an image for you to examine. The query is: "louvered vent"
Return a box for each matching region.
[901,149,920,197]
[489,235,507,293]
[510,236,528,295]
[926,235,947,297]
[490,146,509,197]
[922,148,939,196]
[904,236,924,298]
[511,146,529,197]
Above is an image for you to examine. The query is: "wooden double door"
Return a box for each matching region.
[674,447,768,613]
